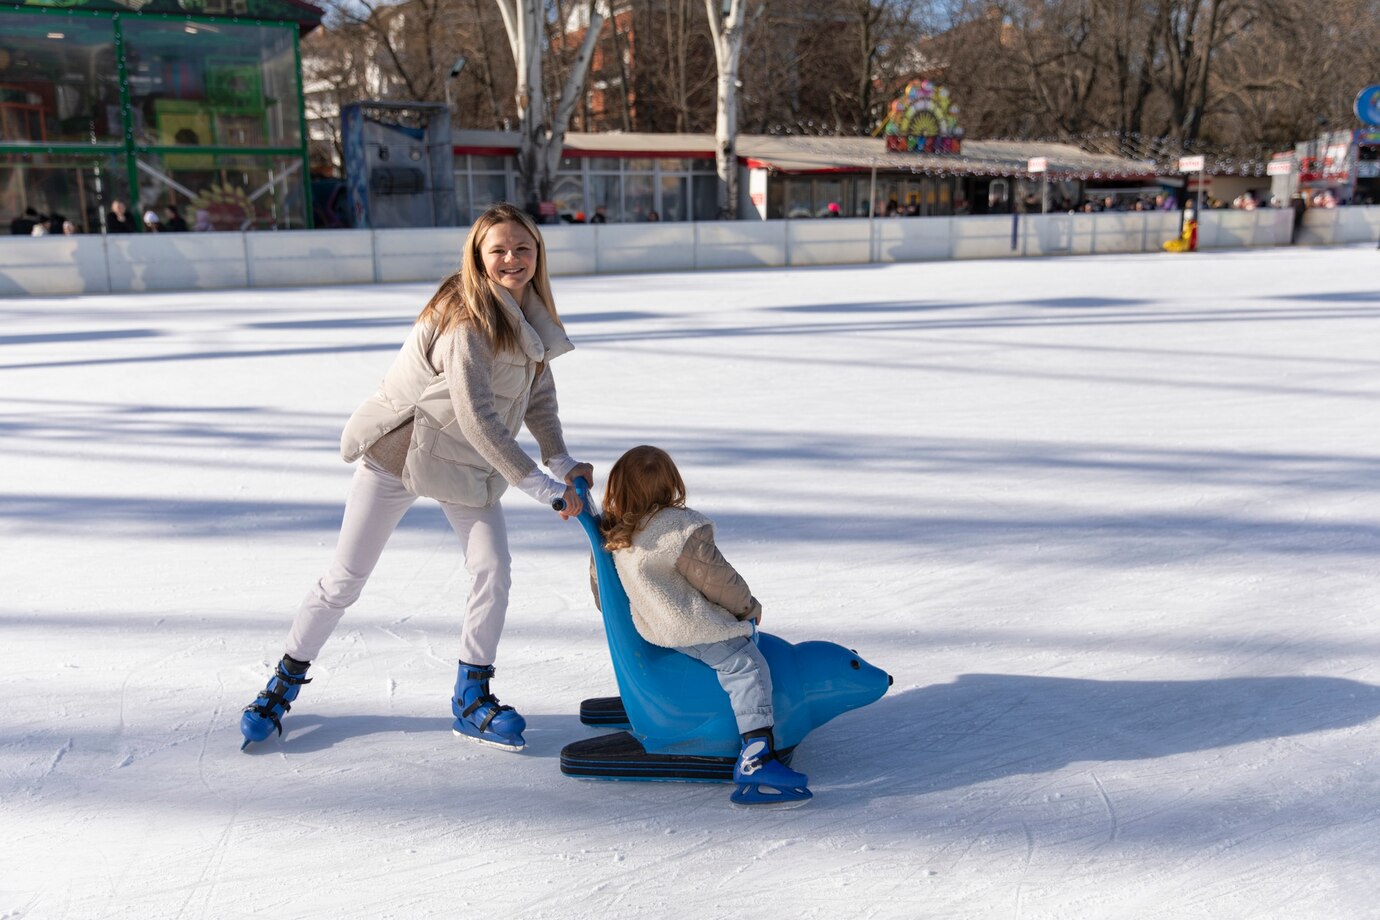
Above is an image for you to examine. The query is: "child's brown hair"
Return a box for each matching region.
[599,445,687,551]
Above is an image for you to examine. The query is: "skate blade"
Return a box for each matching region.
[730,784,813,809]
[452,727,524,752]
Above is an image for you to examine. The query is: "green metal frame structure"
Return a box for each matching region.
[0,0,319,230]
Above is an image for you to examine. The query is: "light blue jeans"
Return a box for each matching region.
[676,634,773,735]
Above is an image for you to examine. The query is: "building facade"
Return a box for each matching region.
[1,0,320,234]
[453,129,1156,225]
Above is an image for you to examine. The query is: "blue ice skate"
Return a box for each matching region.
[240,656,311,750]
[452,662,526,751]
[731,730,813,808]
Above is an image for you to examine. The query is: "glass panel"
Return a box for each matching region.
[454,170,471,228]
[589,173,620,222]
[659,175,687,221]
[814,179,843,217]
[469,155,508,171]
[588,157,621,174]
[469,172,507,224]
[658,158,691,172]
[784,179,811,218]
[135,151,307,230]
[121,19,302,149]
[852,177,873,216]
[692,158,717,172]
[692,173,718,221]
[2,150,129,234]
[550,172,584,222]
[625,158,653,173]
[625,173,654,221]
[0,13,121,144]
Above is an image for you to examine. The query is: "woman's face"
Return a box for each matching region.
[480,221,538,300]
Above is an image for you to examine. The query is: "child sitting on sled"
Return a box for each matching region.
[592,445,811,806]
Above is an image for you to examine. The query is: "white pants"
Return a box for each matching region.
[285,458,512,665]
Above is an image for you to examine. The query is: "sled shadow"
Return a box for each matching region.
[812,673,1380,797]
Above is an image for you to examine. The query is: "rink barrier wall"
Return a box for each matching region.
[2,207,1375,297]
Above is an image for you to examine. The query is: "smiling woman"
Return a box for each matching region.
[241,201,595,754]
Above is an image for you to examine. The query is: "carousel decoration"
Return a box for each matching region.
[880,80,963,154]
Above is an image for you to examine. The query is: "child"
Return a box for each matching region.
[595,445,811,806]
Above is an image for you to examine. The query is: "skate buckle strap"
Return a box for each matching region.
[460,694,514,732]
[274,665,312,686]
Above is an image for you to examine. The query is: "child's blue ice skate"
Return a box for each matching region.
[452,662,526,751]
[240,656,311,750]
[731,730,812,807]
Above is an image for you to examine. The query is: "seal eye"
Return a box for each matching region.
[850,659,860,670]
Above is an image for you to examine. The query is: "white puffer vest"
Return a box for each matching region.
[339,288,571,507]
[615,507,756,649]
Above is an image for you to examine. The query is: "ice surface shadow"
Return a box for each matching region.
[564,310,664,324]
[572,303,1380,348]
[7,490,1380,566]
[0,340,399,372]
[771,296,1156,316]
[0,328,163,347]
[243,316,413,331]
[256,712,583,755]
[832,673,1380,797]
[1269,290,1380,304]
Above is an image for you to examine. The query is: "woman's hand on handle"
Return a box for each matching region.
[554,484,582,520]
[565,462,594,489]
[552,462,593,519]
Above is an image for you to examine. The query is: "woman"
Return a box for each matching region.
[242,203,592,752]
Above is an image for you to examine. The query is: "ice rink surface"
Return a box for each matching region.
[3,244,1379,919]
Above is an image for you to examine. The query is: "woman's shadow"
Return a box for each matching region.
[809,673,1380,796]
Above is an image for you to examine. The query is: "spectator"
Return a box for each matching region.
[589,205,607,224]
[31,222,48,237]
[142,209,161,232]
[825,202,841,217]
[193,209,214,231]
[62,220,77,235]
[106,200,136,233]
[10,207,41,236]
[164,205,189,232]
[647,210,660,222]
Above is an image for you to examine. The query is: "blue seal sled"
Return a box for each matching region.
[561,480,892,782]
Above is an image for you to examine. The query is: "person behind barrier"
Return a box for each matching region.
[241,202,594,753]
[106,200,136,233]
[592,445,812,806]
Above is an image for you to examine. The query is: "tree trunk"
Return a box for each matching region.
[706,0,747,219]
[494,0,603,209]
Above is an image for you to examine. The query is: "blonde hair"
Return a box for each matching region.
[600,445,687,551]
[416,203,561,352]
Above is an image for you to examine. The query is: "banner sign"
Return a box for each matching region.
[1178,155,1206,172]
[1027,157,1048,173]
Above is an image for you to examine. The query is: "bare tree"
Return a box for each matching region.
[494,0,603,207]
[706,0,750,217]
